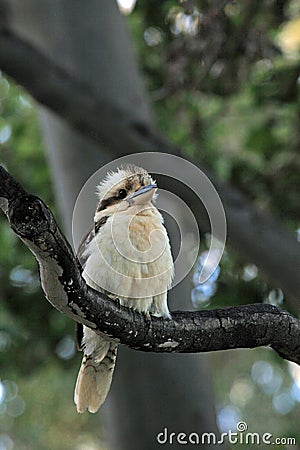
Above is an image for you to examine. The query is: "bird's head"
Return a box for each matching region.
[95,165,157,218]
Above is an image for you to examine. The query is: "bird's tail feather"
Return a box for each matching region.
[74,342,118,413]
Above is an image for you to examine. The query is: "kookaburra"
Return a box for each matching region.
[74,164,174,413]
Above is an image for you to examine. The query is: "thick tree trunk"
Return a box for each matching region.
[6,0,151,238]
[5,1,220,448]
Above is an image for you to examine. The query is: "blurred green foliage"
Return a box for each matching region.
[0,79,105,449]
[0,0,300,448]
[130,0,300,446]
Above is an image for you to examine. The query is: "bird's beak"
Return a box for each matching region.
[126,184,157,205]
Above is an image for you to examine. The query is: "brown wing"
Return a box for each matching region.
[76,215,109,268]
[75,216,108,351]
[75,224,95,351]
[76,224,95,270]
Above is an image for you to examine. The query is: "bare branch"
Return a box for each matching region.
[0,29,299,307]
[1,165,300,365]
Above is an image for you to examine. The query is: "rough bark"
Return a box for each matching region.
[1,1,221,448]
[0,26,299,307]
[1,165,299,366]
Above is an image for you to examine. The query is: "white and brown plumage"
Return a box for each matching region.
[74,165,173,413]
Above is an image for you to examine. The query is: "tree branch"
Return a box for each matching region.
[0,28,299,307]
[1,165,300,365]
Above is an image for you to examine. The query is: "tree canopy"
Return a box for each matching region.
[0,0,299,448]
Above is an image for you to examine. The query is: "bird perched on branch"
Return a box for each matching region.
[74,164,174,413]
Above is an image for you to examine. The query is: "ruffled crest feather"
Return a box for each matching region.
[96,164,155,201]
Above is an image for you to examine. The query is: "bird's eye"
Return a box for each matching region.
[117,189,127,199]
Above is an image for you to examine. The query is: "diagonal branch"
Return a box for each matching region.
[0,29,299,307]
[1,165,300,365]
